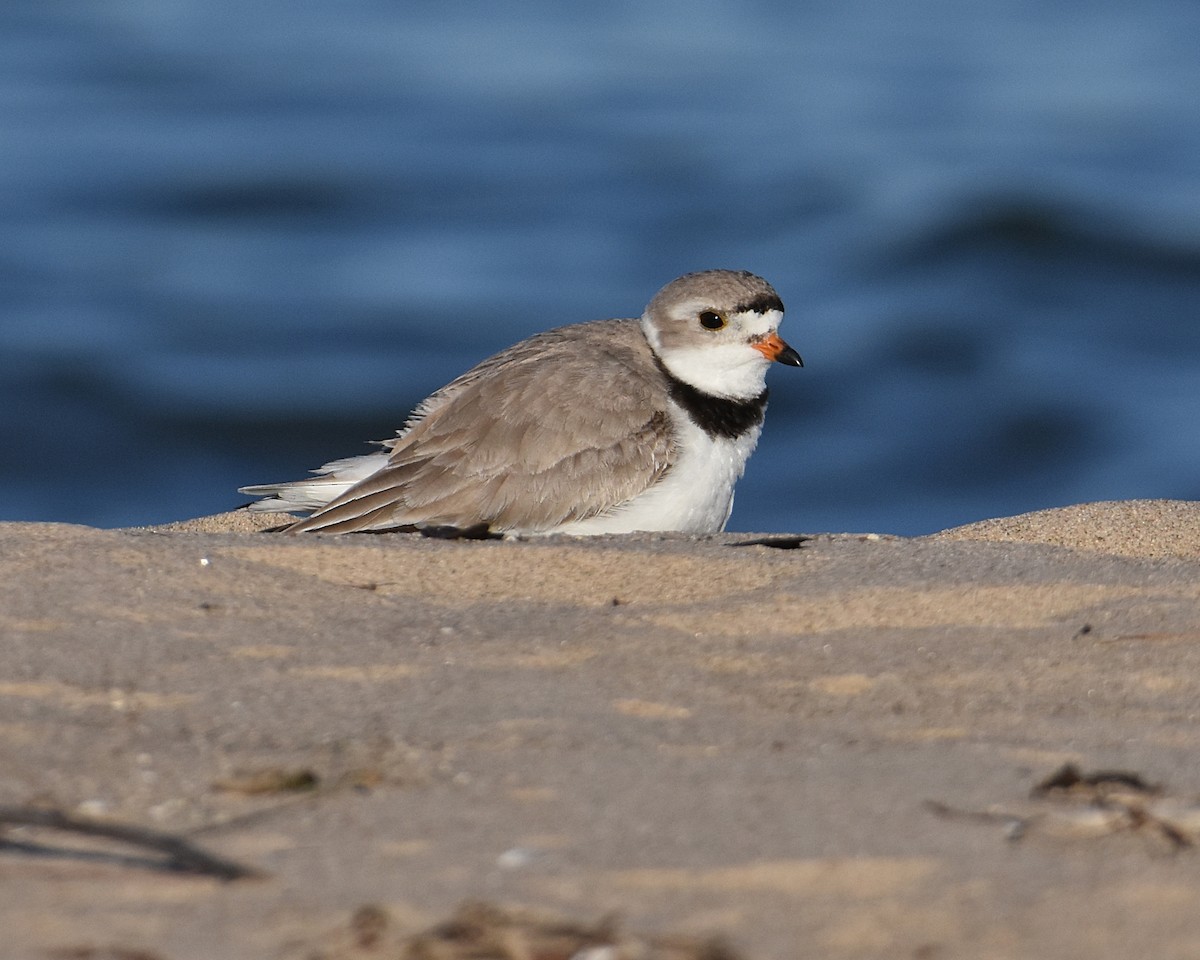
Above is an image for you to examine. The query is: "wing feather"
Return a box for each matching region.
[286,320,676,534]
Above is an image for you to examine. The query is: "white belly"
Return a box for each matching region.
[551,416,762,535]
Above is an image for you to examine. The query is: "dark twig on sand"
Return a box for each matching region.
[0,805,262,880]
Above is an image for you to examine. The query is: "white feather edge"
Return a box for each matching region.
[239,381,460,513]
[239,451,390,512]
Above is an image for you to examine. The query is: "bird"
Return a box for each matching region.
[239,269,802,536]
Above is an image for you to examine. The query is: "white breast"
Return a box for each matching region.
[551,412,762,536]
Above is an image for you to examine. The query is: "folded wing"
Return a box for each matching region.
[285,320,677,534]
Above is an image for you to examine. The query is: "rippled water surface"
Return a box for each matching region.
[3,1,1199,534]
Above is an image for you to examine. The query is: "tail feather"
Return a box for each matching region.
[238,452,390,514]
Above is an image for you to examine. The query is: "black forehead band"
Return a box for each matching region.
[734,293,784,315]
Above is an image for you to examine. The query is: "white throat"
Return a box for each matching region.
[642,308,782,400]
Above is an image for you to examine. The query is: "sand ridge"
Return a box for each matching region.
[1,500,1199,959]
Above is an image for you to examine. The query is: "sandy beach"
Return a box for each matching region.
[2,500,1200,959]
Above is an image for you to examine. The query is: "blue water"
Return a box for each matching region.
[3,1,1199,535]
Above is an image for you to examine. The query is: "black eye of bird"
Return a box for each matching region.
[699,311,726,330]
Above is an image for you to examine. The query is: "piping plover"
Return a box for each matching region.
[240,269,802,535]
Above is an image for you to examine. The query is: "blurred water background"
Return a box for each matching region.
[3,0,1198,535]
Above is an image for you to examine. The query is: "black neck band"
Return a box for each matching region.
[653,355,768,440]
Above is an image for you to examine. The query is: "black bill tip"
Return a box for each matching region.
[776,344,804,367]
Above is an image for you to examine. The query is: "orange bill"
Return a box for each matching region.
[753,331,803,366]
